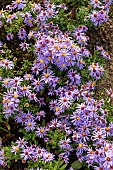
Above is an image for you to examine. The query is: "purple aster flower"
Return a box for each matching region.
[0,59,14,69]
[19,85,31,97]
[90,0,101,8]
[20,147,33,161]
[28,93,37,102]
[11,146,20,154]
[41,69,55,84]
[2,78,12,88]
[16,137,28,148]
[26,111,35,120]
[35,111,46,121]
[59,138,71,149]
[24,17,34,27]
[11,76,23,88]
[12,0,26,10]
[49,99,58,111]
[88,63,104,80]
[19,42,29,51]
[6,13,17,23]
[77,143,88,155]
[76,57,85,69]
[6,4,14,10]
[28,30,34,39]
[18,29,26,40]
[58,95,73,109]
[89,10,99,26]
[80,47,90,57]
[37,97,46,106]
[36,126,47,138]
[6,32,13,41]
[0,149,5,166]
[24,73,34,81]
[32,78,44,92]
[15,112,26,125]
[36,147,45,158]
[42,152,55,162]
[31,63,39,75]
[0,41,3,48]
[103,0,113,5]
[106,88,113,98]
[68,69,81,85]
[21,11,32,18]
[49,118,61,128]
[25,120,36,131]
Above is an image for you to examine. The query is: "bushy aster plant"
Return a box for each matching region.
[0,0,113,169]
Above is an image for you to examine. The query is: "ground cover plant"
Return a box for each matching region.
[0,0,113,169]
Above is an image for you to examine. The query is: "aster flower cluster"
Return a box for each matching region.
[88,0,113,26]
[11,137,54,163]
[0,0,113,169]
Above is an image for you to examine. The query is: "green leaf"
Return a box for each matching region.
[0,126,10,133]
[71,160,83,170]
[60,163,67,170]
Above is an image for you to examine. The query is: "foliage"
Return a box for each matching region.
[0,0,113,170]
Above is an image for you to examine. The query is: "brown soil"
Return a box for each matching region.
[86,5,113,101]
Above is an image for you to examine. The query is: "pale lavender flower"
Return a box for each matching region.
[43,152,55,162]
[11,146,20,154]
[19,42,29,51]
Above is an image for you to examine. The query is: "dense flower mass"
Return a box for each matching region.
[0,0,113,169]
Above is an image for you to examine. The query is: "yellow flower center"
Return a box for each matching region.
[79,59,83,64]
[28,122,32,126]
[63,45,67,49]
[3,99,7,103]
[81,39,85,42]
[15,147,19,151]
[55,107,60,111]
[8,14,12,18]
[56,47,60,51]
[23,85,27,90]
[45,73,49,78]
[40,59,44,63]
[27,74,31,78]
[28,19,31,23]
[92,64,96,69]
[31,3,35,8]
[79,143,83,148]
[54,44,58,48]
[16,0,21,4]
[14,94,18,99]
[8,99,11,103]
[91,81,96,86]
[76,116,80,120]
[95,0,98,3]
[62,63,65,67]
[36,81,40,85]
[4,80,8,84]
[71,44,75,48]
[5,105,9,109]
[40,129,44,133]
[2,153,4,156]
[59,39,62,42]
[104,147,108,151]
[62,52,66,57]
